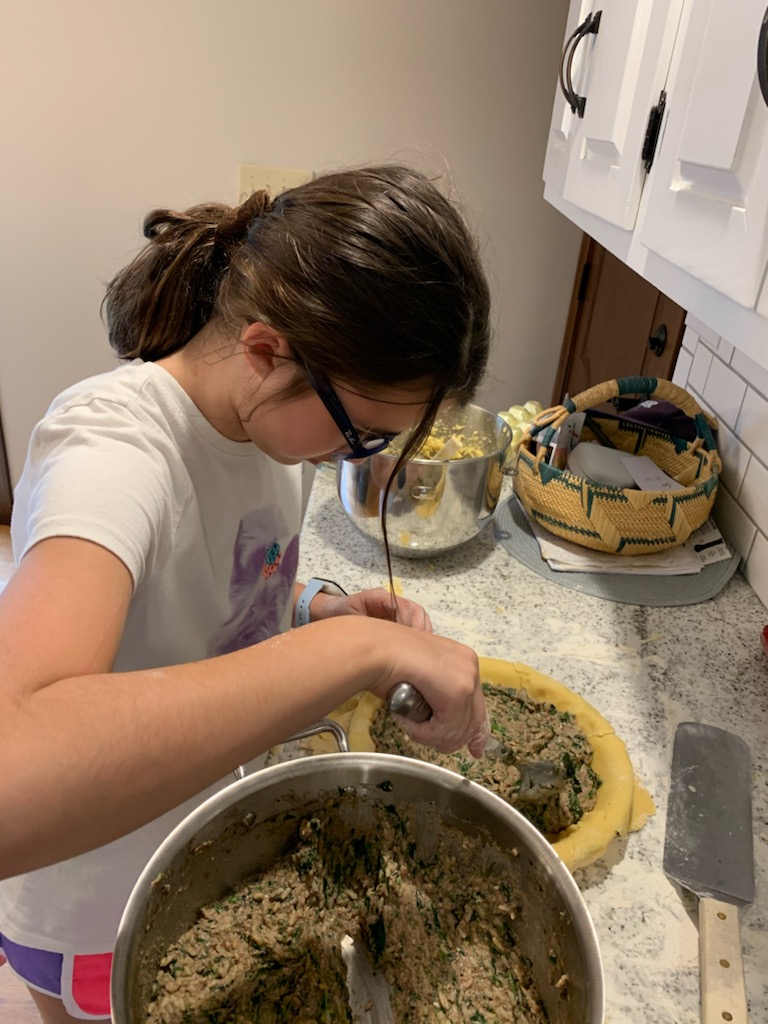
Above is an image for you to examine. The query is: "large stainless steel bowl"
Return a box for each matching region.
[112,754,604,1023]
[337,404,512,558]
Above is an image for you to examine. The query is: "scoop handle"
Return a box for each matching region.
[386,683,433,723]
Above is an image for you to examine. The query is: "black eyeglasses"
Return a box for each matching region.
[304,366,397,460]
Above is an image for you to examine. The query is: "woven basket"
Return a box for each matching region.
[513,377,722,555]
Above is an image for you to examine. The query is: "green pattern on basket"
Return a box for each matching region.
[513,377,722,556]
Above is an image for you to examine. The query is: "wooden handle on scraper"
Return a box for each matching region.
[700,897,748,1023]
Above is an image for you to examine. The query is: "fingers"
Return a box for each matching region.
[395,597,433,633]
[398,709,489,759]
[350,589,433,633]
[340,611,485,759]
[404,696,487,756]
[401,716,476,756]
[385,638,487,757]
[466,711,491,759]
[465,678,491,758]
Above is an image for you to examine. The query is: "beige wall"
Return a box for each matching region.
[0,0,581,483]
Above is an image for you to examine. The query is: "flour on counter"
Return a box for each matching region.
[548,639,643,664]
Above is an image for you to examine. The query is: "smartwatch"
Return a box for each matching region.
[295,577,348,627]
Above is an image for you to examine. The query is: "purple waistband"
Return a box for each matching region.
[0,931,63,995]
[0,932,113,1017]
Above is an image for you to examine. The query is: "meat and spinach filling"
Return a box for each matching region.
[146,792,552,1024]
[371,683,600,836]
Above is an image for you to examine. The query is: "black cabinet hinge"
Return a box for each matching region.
[642,90,667,173]
[577,262,592,302]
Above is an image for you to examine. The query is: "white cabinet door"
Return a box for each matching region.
[543,0,684,230]
[641,0,768,309]
[543,0,599,196]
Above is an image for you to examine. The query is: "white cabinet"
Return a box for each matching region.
[640,0,768,310]
[543,0,768,364]
[544,0,684,230]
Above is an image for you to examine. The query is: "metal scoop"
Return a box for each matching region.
[386,683,568,803]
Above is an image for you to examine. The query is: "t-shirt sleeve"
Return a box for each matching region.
[13,398,184,590]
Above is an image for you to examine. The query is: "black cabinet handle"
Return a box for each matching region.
[647,325,668,356]
[642,90,667,172]
[558,18,586,112]
[759,5,768,107]
[558,10,602,118]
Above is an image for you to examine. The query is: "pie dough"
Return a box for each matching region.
[310,657,654,872]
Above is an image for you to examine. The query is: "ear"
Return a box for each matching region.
[240,322,292,376]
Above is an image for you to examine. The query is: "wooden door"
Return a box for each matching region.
[552,234,686,403]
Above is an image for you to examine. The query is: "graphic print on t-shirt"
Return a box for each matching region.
[207,505,299,656]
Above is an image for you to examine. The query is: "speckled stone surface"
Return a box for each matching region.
[298,464,768,1024]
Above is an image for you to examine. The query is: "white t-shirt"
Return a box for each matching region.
[0,360,304,953]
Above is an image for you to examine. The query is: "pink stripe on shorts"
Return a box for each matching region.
[0,933,112,1019]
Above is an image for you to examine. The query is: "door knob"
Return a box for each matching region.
[647,324,667,356]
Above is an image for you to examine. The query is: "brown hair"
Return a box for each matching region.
[103,166,491,598]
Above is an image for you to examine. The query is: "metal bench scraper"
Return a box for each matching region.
[663,721,754,1023]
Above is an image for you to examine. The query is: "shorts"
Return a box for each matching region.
[0,933,111,1019]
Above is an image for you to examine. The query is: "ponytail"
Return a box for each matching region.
[103,191,271,361]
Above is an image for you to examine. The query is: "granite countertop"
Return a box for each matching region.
[297,464,768,1024]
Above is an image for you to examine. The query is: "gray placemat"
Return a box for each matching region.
[493,496,740,607]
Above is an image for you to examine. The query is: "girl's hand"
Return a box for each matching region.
[309,586,433,633]
[364,623,490,759]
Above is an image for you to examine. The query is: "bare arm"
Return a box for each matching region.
[0,538,485,879]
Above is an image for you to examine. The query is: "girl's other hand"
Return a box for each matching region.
[310,586,433,633]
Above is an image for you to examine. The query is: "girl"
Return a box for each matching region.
[0,164,491,1022]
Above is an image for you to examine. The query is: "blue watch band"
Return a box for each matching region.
[295,577,347,627]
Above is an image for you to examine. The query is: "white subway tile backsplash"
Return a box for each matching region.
[742,531,768,616]
[731,348,768,400]
[688,344,712,394]
[715,421,751,496]
[681,324,699,354]
[717,337,735,362]
[702,358,747,430]
[672,347,692,388]
[713,486,757,563]
[738,456,768,536]
[686,314,720,350]
[685,382,714,425]
[734,388,768,463]
[673,318,768,611]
